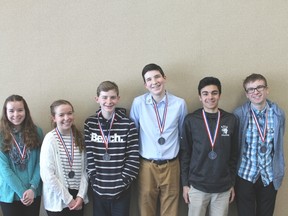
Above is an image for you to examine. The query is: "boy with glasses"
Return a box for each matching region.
[180,77,238,216]
[233,73,285,216]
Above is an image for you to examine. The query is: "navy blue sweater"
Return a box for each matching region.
[84,109,139,199]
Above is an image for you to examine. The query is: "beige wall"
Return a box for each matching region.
[0,1,287,215]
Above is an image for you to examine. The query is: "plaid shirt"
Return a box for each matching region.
[238,105,274,186]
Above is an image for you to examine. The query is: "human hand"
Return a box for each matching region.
[21,189,34,206]
[69,196,83,210]
[229,187,235,203]
[68,199,77,210]
[183,186,190,204]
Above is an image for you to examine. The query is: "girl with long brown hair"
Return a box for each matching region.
[40,99,88,216]
[0,95,43,216]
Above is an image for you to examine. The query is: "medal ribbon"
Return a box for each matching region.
[202,109,220,150]
[55,128,74,168]
[97,111,115,150]
[10,133,27,161]
[152,94,168,135]
[251,108,268,143]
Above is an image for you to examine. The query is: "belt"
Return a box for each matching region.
[140,156,177,165]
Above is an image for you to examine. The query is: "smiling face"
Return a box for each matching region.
[6,101,26,129]
[144,70,166,99]
[245,79,268,110]
[52,104,74,135]
[199,85,221,113]
[96,90,120,119]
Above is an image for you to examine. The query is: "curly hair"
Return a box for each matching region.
[0,95,41,152]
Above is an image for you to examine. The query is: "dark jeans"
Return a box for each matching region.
[0,196,41,216]
[46,207,84,216]
[236,176,277,216]
[46,189,84,216]
[92,189,131,216]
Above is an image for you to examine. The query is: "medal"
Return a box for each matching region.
[158,137,166,145]
[11,133,27,168]
[208,151,217,160]
[152,94,168,145]
[103,152,111,161]
[55,128,75,177]
[19,163,26,170]
[251,107,269,154]
[202,109,220,160]
[98,111,116,161]
[251,107,268,142]
[260,145,267,153]
[68,171,75,178]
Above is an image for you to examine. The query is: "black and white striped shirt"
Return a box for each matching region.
[84,109,139,199]
[53,130,82,190]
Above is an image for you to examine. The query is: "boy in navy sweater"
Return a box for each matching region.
[85,81,139,216]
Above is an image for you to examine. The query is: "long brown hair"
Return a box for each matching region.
[50,99,85,152]
[0,95,41,152]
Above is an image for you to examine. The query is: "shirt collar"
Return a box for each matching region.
[146,92,168,105]
[251,104,267,118]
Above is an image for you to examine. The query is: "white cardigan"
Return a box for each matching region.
[40,130,88,211]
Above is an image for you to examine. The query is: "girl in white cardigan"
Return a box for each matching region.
[40,99,88,216]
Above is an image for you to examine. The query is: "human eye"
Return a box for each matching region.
[212,91,219,96]
[145,77,151,82]
[7,109,14,113]
[257,85,266,91]
[246,88,254,94]
[155,74,161,79]
[201,92,208,96]
[58,113,64,117]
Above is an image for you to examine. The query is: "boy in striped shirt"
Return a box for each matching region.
[84,81,139,216]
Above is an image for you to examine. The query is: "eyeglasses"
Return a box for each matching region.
[245,85,267,94]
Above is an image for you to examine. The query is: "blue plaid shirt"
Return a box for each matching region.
[238,104,274,186]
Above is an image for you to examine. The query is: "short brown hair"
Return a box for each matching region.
[97,81,119,96]
[243,73,268,89]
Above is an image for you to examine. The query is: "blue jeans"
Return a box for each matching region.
[92,189,131,216]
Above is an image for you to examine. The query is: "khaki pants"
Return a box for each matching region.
[188,185,230,216]
[138,158,180,216]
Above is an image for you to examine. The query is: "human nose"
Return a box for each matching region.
[208,92,214,98]
[106,97,112,104]
[151,77,158,84]
[14,111,20,116]
[64,114,70,120]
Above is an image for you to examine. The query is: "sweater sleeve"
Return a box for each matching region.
[121,121,139,185]
[40,133,73,205]
[77,149,89,203]
[0,150,26,199]
[29,127,44,189]
[84,120,97,180]
[229,116,239,186]
[179,115,193,187]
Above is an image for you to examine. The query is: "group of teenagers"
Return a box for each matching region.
[0,63,285,216]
